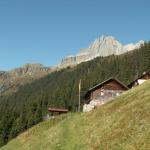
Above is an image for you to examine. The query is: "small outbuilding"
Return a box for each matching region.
[127,72,150,88]
[43,108,68,120]
[83,78,128,112]
[48,107,68,114]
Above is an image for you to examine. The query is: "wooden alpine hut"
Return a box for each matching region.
[83,78,128,112]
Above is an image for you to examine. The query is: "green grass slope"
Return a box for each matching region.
[1,81,150,150]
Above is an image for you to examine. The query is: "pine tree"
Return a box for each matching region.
[143,42,150,72]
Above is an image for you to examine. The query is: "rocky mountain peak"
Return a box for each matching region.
[59,35,144,68]
[87,35,123,56]
[89,35,119,48]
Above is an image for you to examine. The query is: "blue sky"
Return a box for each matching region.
[0,0,150,70]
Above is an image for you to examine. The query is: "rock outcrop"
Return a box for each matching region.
[59,35,144,68]
[0,64,53,95]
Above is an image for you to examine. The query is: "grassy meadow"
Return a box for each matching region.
[1,80,150,150]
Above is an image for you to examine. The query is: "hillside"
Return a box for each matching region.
[1,80,150,150]
[0,64,53,96]
[0,42,149,147]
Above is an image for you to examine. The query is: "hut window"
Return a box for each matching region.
[101,91,104,96]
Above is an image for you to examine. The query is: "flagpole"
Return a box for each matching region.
[78,79,81,112]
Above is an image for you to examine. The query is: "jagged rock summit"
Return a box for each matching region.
[59,35,144,67]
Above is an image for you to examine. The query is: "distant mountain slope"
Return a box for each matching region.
[0,64,53,95]
[1,80,150,150]
[59,35,144,67]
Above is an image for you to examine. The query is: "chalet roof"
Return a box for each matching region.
[127,72,150,87]
[48,108,68,113]
[85,78,128,97]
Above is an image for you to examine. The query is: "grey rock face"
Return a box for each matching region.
[59,35,144,68]
[60,56,76,66]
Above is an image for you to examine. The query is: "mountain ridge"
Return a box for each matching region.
[0,35,145,95]
[59,35,144,68]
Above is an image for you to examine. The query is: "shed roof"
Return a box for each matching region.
[48,108,68,113]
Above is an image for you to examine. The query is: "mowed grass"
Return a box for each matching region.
[1,80,150,150]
